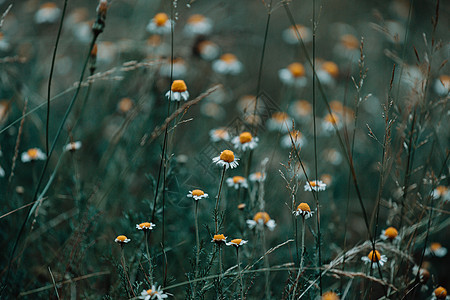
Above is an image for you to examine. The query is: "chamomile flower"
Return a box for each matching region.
[195,40,220,61]
[165,80,189,101]
[432,287,449,300]
[320,174,333,186]
[412,265,430,284]
[212,53,243,75]
[232,132,259,151]
[321,291,340,300]
[136,222,156,231]
[324,148,342,165]
[334,34,360,61]
[0,33,10,52]
[279,62,307,87]
[380,227,400,242]
[304,180,327,192]
[266,112,292,133]
[282,24,312,45]
[246,212,276,231]
[209,128,230,142]
[187,189,209,200]
[139,284,169,300]
[160,58,187,78]
[434,75,450,96]
[34,2,61,24]
[316,61,339,87]
[64,141,82,152]
[146,13,172,35]
[281,130,306,149]
[432,186,449,203]
[289,100,312,122]
[249,171,266,182]
[21,148,46,163]
[117,97,134,114]
[361,250,388,268]
[226,238,248,248]
[115,235,131,244]
[96,41,116,64]
[226,176,248,190]
[322,113,342,133]
[425,243,447,257]
[212,150,239,169]
[211,234,227,245]
[237,203,246,210]
[184,14,213,37]
[294,203,314,219]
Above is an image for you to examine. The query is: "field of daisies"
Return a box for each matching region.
[0,0,449,299]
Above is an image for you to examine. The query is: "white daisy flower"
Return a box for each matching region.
[321,113,342,133]
[432,186,450,203]
[282,24,312,45]
[334,34,360,62]
[64,141,82,152]
[316,61,339,87]
[212,150,239,169]
[361,250,388,268]
[34,2,61,24]
[146,13,172,35]
[246,212,276,231]
[139,284,169,300]
[212,53,243,75]
[380,227,400,242]
[289,100,312,122]
[209,128,230,142]
[226,176,248,190]
[304,180,327,192]
[165,80,189,101]
[412,265,430,284]
[187,189,209,201]
[434,75,450,96]
[114,235,131,244]
[21,148,46,163]
[279,62,307,87]
[425,243,447,257]
[281,130,306,149]
[324,148,342,166]
[195,40,220,61]
[211,234,227,245]
[136,222,156,231]
[249,171,266,182]
[226,238,248,248]
[266,112,292,133]
[183,14,213,37]
[431,286,449,300]
[293,203,314,219]
[232,132,259,151]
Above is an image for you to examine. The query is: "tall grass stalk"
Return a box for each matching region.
[193,200,200,298]
[292,216,305,297]
[214,166,227,234]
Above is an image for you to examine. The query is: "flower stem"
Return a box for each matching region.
[193,200,200,298]
[292,217,305,297]
[120,247,135,298]
[145,231,153,285]
[261,228,270,299]
[237,248,244,299]
[214,165,227,234]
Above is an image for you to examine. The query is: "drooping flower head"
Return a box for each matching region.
[246,212,276,231]
[35,2,61,24]
[304,180,327,192]
[361,249,388,267]
[249,171,266,182]
[187,189,209,201]
[165,80,189,101]
[211,234,227,245]
[21,148,46,163]
[212,150,239,169]
[115,235,131,244]
[147,13,171,35]
[226,176,248,190]
[279,62,307,87]
[226,238,248,248]
[434,75,450,96]
[294,203,314,219]
[232,131,259,151]
[212,53,243,75]
[136,222,156,231]
[209,128,230,142]
[381,227,399,241]
[425,242,448,257]
[282,24,312,45]
[184,14,213,36]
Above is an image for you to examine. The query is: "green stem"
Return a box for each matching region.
[292,217,305,298]
[214,166,227,234]
[262,228,270,299]
[237,248,244,299]
[145,231,153,285]
[194,200,200,298]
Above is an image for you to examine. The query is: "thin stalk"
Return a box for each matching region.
[145,231,153,285]
[120,247,135,298]
[193,200,200,298]
[237,248,244,299]
[214,166,227,234]
[261,228,270,299]
[292,217,305,297]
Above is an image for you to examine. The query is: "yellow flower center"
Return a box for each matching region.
[321,291,340,300]
[253,172,262,179]
[239,132,253,144]
[214,129,228,139]
[435,287,448,299]
[231,238,242,245]
[191,189,205,197]
[322,61,339,78]
[330,101,344,113]
[188,14,205,24]
[118,97,133,112]
[154,13,169,26]
[237,203,246,210]
[325,113,340,125]
[295,100,312,114]
[42,2,57,9]
[253,212,270,224]
[146,289,155,295]
[288,62,305,77]
[27,148,39,159]
[219,150,235,163]
[439,75,450,87]
[430,242,442,252]
[297,203,311,212]
[213,234,226,241]
[367,250,381,262]
[436,185,448,196]
[221,53,237,64]
[139,222,152,229]
[171,80,187,92]
[232,176,245,184]
[116,235,127,242]
[272,112,288,122]
[384,227,398,239]
[289,25,308,38]
[309,181,318,187]
[341,34,359,50]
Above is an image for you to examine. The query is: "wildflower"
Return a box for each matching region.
[136,222,156,231]
[34,2,61,24]
[361,249,388,267]
[237,95,265,114]
[317,61,339,87]
[165,80,189,101]
[21,148,46,163]
[212,53,243,75]
[320,174,333,186]
[335,34,359,61]
[195,40,220,61]
[380,227,400,242]
[226,176,248,190]
[432,185,449,202]
[96,41,116,64]
[321,291,340,300]
[434,75,450,96]
[385,20,406,44]
[187,189,209,200]
[432,287,448,300]
[282,24,312,45]
[324,148,342,165]
[266,112,292,132]
[246,212,276,231]
[117,97,134,113]
[402,65,425,88]
[115,235,131,244]
[160,58,187,78]
[294,203,314,219]
[304,180,327,192]
[0,32,10,51]
[412,265,430,284]
[226,238,248,248]
[425,243,447,257]
[249,171,266,182]
[211,234,227,245]
[232,131,259,151]
[212,150,239,169]
[237,203,246,210]
[184,14,212,37]
[290,100,312,121]
[322,113,342,133]
[279,62,307,87]
[209,128,230,142]
[281,130,306,149]
[146,13,172,35]
[64,141,82,152]
[139,284,169,300]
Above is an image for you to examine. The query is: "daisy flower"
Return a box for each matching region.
[324,148,342,165]
[165,80,189,101]
[304,180,327,192]
[279,62,307,87]
[434,75,450,96]
[117,97,134,114]
[334,34,360,61]
[139,284,169,300]
[115,235,131,244]
[412,265,430,284]
[212,53,243,75]
[212,150,239,169]
[187,189,209,200]
[34,2,61,24]
[96,41,116,64]
[226,238,248,248]
[320,174,333,186]
[316,61,339,87]
[209,128,230,142]
[21,148,46,163]
[294,202,314,219]
[226,176,248,190]
[380,226,400,242]
[232,131,259,151]
[246,212,276,231]
[322,113,342,133]
[321,291,340,300]
[146,13,172,35]
[211,234,227,245]
[266,112,292,132]
[195,40,220,61]
[425,243,447,257]
[432,287,449,300]
[64,141,82,152]
[160,58,187,78]
[282,24,312,45]
[289,100,312,121]
[432,185,449,202]
[184,14,213,37]
[281,130,306,149]
[361,249,388,268]
[136,222,156,231]
[402,65,425,88]
[249,171,266,182]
